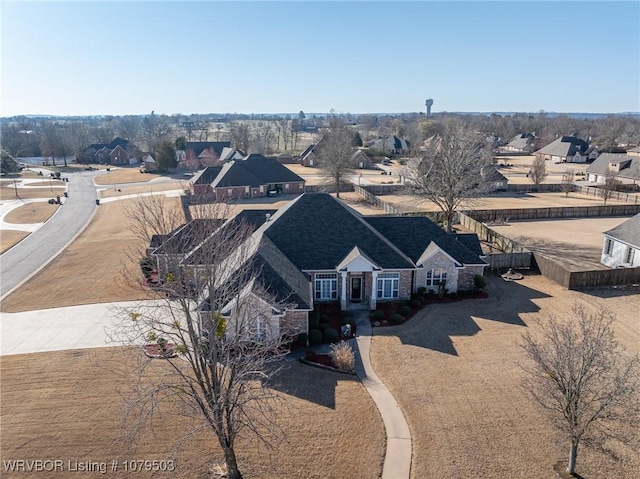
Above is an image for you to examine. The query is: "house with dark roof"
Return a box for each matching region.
[189,153,305,200]
[601,213,640,268]
[481,166,508,191]
[503,133,541,153]
[176,141,231,168]
[586,153,640,186]
[82,137,139,165]
[352,150,373,169]
[148,193,487,341]
[300,144,320,167]
[367,136,411,155]
[534,135,597,163]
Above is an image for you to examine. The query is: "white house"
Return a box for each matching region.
[601,213,640,268]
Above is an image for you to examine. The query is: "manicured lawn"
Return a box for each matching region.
[93,167,161,185]
[0,230,29,254]
[3,201,58,224]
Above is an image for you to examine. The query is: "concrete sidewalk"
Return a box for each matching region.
[353,311,412,479]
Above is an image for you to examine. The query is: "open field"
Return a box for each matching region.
[491,216,630,270]
[3,201,58,224]
[0,183,66,200]
[0,198,182,313]
[380,191,635,213]
[0,348,384,479]
[0,230,29,254]
[93,168,162,185]
[371,273,640,479]
[99,181,187,199]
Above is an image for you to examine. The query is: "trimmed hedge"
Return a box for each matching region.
[371,310,384,321]
[390,313,404,324]
[323,328,339,343]
[309,329,323,345]
[319,322,331,331]
[410,299,422,309]
[399,305,411,317]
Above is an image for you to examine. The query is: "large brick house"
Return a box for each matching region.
[82,137,139,165]
[149,193,487,340]
[189,153,305,200]
[535,135,598,163]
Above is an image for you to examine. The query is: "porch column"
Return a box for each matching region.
[370,270,378,311]
[340,271,347,310]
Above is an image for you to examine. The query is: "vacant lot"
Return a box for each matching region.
[0,198,184,313]
[371,274,640,479]
[99,181,186,199]
[3,201,58,224]
[0,348,384,479]
[93,168,161,185]
[491,216,630,270]
[0,230,29,253]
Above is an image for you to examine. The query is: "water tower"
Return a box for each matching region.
[425,98,434,118]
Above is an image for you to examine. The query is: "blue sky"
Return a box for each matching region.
[2,1,638,116]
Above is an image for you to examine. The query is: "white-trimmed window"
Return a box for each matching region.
[426,268,447,287]
[315,273,337,300]
[625,247,635,264]
[604,238,613,255]
[377,272,399,299]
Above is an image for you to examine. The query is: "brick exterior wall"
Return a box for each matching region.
[415,250,460,293]
[283,310,308,337]
[457,265,486,291]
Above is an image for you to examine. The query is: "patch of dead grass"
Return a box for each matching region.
[0,230,29,254]
[0,198,182,312]
[3,202,59,224]
[93,168,162,185]
[0,185,66,200]
[99,181,186,199]
[0,348,384,479]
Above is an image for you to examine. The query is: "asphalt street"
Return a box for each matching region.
[0,170,100,298]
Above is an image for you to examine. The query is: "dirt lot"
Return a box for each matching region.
[99,181,187,199]
[0,349,384,479]
[0,198,183,313]
[380,191,634,213]
[0,230,29,253]
[93,167,161,185]
[3,201,59,224]
[370,273,640,479]
[491,216,631,270]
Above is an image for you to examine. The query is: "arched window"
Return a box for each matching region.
[426,268,447,286]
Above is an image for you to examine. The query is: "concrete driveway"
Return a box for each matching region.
[0,170,100,297]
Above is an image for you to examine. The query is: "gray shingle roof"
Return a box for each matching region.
[264,193,414,270]
[507,133,535,150]
[211,154,304,188]
[191,166,223,185]
[364,216,486,265]
[184,142,230,157]
[535,136,589,157]
[586,153,632,176]
[604,213,640,248]
[153,219,225,255]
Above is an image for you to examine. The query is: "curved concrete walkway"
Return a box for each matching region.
[353,311,412,479]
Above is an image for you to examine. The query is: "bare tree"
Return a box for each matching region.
[142,112,172,153]
[1,124,29,157]
[520,304,640,476]
[40,121,77,167]
[529,156,547,190]
[402,120,493,232]
[315,118,355,198]
[252,122,275,155]
[560,169,575,197]
[229,122,251,153]
[273,118,291,151]
[601,167,620,204]
[112,198,297,479]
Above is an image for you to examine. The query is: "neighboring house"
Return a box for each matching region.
[189,153,305,200]
[300,144,320,167]
[219,147,246,162]
[83,137,139,165]
[534,135,595,163]
[275,153,298,164]
[176,141,231,168]
[586,153,640,186]
[481,166,508,191]
[149,193,487,341]
[367,136,411,155]
[626,146,640,157]
[600,213,640,268]
[352,150,373,169]
[503,133,541,153]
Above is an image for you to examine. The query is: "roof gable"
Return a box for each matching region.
[336,246,381,272]
[416,241,461,267]
[604,213,640,247]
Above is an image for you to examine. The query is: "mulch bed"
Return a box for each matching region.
[299,353,356,376]
[142,343,177,359]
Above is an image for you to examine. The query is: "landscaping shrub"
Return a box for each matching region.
[296,332,308,345]
[410,299,422,309]
[371,310,384,321]
[330,342,355,372]
[323,328,339,343]
[474,274,487,291]
[320,314,330,323]
[341,310,354,318]
[417,286,427,295]
[399,305,411,317]
[309,329,323,345]
[390,313,404,324]
[309,313,320,330]
[319,322,331,331]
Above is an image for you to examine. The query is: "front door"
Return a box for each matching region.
[350,276,362,302]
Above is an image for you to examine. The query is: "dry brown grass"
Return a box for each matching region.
[0,184,66,200]
[3,202,59,224]
[0,198,182,313]
[0,348,384,479]
[0,230,29,253]
[370,274,640,479]
[99,181,186,199]
[93,168,161,185]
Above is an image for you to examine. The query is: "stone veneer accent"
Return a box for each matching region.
[456,265,486,291]
[415,250,460,293]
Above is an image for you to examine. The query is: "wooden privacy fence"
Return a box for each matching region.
[533,253,640,289]
[485,252,533,270]
[573,185,640,204]
[466,204,640,223]
[354,184,404,214]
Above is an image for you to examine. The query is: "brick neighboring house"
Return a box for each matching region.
[149,193,487,342]
[176,141,231,168]
[300,144,320,167]
[83,137,139,165]
[601,213,640,268]
[586,153,640,187]
[189,153,305,200]
[352,150,373,169]
[535,135,598,163]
